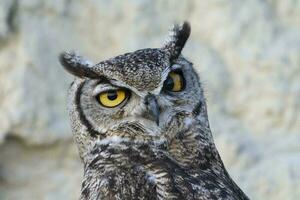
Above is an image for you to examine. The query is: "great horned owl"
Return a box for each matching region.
[59,22,249,200]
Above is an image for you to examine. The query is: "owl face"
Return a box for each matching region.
[60,22,208,157]
[76,56,203,132]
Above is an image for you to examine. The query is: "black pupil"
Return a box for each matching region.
[107,91,118,100]
[164,76,174,91]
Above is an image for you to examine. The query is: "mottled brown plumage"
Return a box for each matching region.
[60,22,249,200]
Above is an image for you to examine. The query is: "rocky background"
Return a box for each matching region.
[0,0,299,199]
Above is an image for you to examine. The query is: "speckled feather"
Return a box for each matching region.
[60,22,249,200]
[92,48,170,92]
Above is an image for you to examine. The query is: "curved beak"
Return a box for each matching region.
[145,94,160,125]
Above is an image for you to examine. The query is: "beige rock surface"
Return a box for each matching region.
[0,0,299,199]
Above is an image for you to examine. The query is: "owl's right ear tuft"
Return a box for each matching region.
[59,51,99,78]
[163,21,191,61]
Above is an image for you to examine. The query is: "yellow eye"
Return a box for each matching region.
[98,90,128,108]
[163,71,185,92]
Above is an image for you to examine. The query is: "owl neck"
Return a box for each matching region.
[83,121,223,173]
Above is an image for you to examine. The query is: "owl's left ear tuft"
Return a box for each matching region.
[163,21,191,61]
[59,51,98,78]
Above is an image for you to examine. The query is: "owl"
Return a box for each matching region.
[59,22,249,200]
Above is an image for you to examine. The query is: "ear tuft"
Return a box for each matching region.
[59,51,98,78]
[163,21,191,60]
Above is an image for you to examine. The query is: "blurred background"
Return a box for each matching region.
[0,0,299,199]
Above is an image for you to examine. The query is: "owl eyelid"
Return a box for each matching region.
[170,64,182,70]
[171,68,184,75]
[92,84,120,97]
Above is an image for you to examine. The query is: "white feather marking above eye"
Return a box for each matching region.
[109,79,150,98]
[92,84,120,96]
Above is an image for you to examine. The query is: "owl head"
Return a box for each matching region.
[60,22,209,160]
